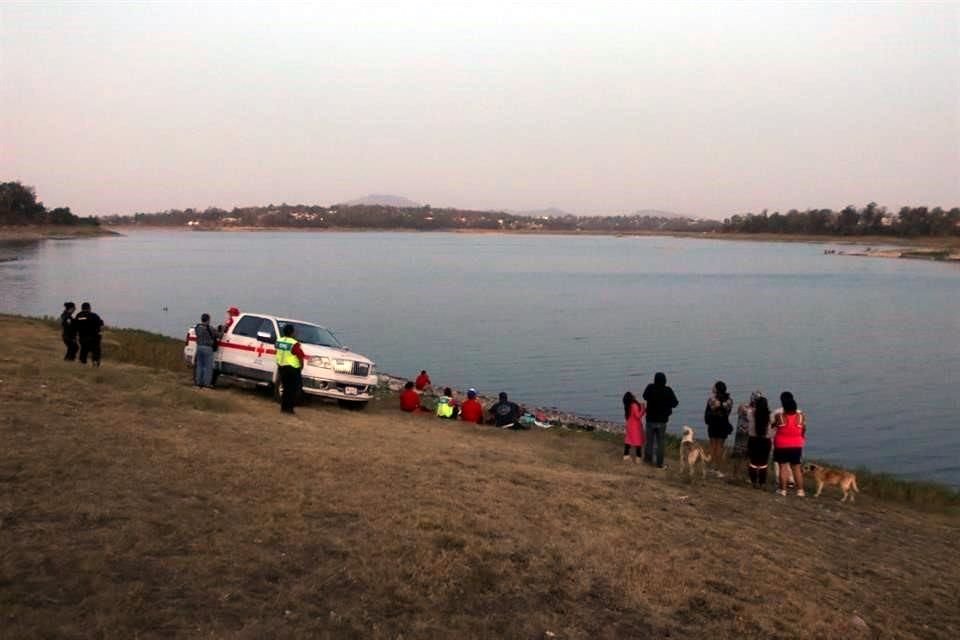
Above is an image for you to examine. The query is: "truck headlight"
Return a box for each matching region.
[309,356,333,369]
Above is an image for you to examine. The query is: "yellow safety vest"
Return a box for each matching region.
[436,397,454,418]
[275,336,301,369]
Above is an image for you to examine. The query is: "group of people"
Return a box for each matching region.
[400,367,808,496]
[622,375,808,495]
[59,301,104,366]
[399,370,526,429]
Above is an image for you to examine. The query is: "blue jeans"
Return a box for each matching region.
[644,421,667,467]
[194,345,214,387]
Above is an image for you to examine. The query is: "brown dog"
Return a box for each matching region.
[804,463,860,502]
[680,426,712,479]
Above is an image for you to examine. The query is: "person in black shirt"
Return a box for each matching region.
[74,302,104,367]
[59,301,78,361]
[488,391,523,429]
[642,372,679,468]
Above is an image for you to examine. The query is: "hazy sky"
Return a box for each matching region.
[2,1,958,218]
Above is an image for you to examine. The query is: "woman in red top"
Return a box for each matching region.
[415,370,431,392]
[622,391,646,463]
[400,381,422,412]
[772,391,807,496]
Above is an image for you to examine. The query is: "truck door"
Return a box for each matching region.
[252,317,277,375]
[223,314,271,381]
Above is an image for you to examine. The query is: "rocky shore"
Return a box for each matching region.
[377,372,622,434]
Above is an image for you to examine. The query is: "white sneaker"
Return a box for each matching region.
[776,489,787,497]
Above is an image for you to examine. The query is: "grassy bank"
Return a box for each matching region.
[2,317,959,639]
[14,314,960,512]
[585,429,960,513]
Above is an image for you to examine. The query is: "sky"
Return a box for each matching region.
[1,1,958,218]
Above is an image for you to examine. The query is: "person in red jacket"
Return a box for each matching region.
[414,370,432,392]
[400,381,423,412]
[459,388,484,424]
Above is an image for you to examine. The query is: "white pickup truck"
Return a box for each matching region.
[184,311,377,408]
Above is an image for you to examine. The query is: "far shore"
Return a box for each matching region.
[0,225,121,241]
[103,224,960,260]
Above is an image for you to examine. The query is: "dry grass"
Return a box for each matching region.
[1,318,959,639]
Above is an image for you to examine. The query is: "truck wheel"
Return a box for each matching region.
[272,379,283,403]
[338,399,368,410]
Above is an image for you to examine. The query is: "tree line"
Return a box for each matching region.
[100,203,722,233]
[0,182,98,226]
[721,204,960,237]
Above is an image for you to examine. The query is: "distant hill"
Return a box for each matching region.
[342,194,421,208]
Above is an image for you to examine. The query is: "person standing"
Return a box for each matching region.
[622,391,646,464]
[742,391,773,489]
[642,372,679,468]
[275,324,306,414]
[193,313,219,388]
[771,391,807,497]
[74,302,104,366]
[704,381,734,473]
[60,301,78,361]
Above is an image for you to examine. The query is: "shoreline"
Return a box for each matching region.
[7,313,958,500]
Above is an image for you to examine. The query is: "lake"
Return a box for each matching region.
[2,230,959,487]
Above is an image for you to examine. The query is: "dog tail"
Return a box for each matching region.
[702,451,712,462]
[852,477,860,493]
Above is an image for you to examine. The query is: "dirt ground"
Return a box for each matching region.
[1,319,958,639]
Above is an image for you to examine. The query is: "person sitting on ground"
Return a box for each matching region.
[414,369,432,393]
[488,391,523,429]
[400,381,424,413]
[459,388,484,424]
[622,391,646,464]
[705,380,734,474]
[771,391,807,497]
[435,387,460,419]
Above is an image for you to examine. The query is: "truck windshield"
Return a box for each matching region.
[282,321,342,348]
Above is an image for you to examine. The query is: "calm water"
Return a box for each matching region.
[2,230,959,487]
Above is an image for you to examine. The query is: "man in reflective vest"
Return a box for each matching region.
[275,324,307,414]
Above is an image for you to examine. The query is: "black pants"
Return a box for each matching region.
[747,437,772,486]
[78,336,101,365]
[623,444,641,456]
[279,365,302,413]
[63,335,78,361]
